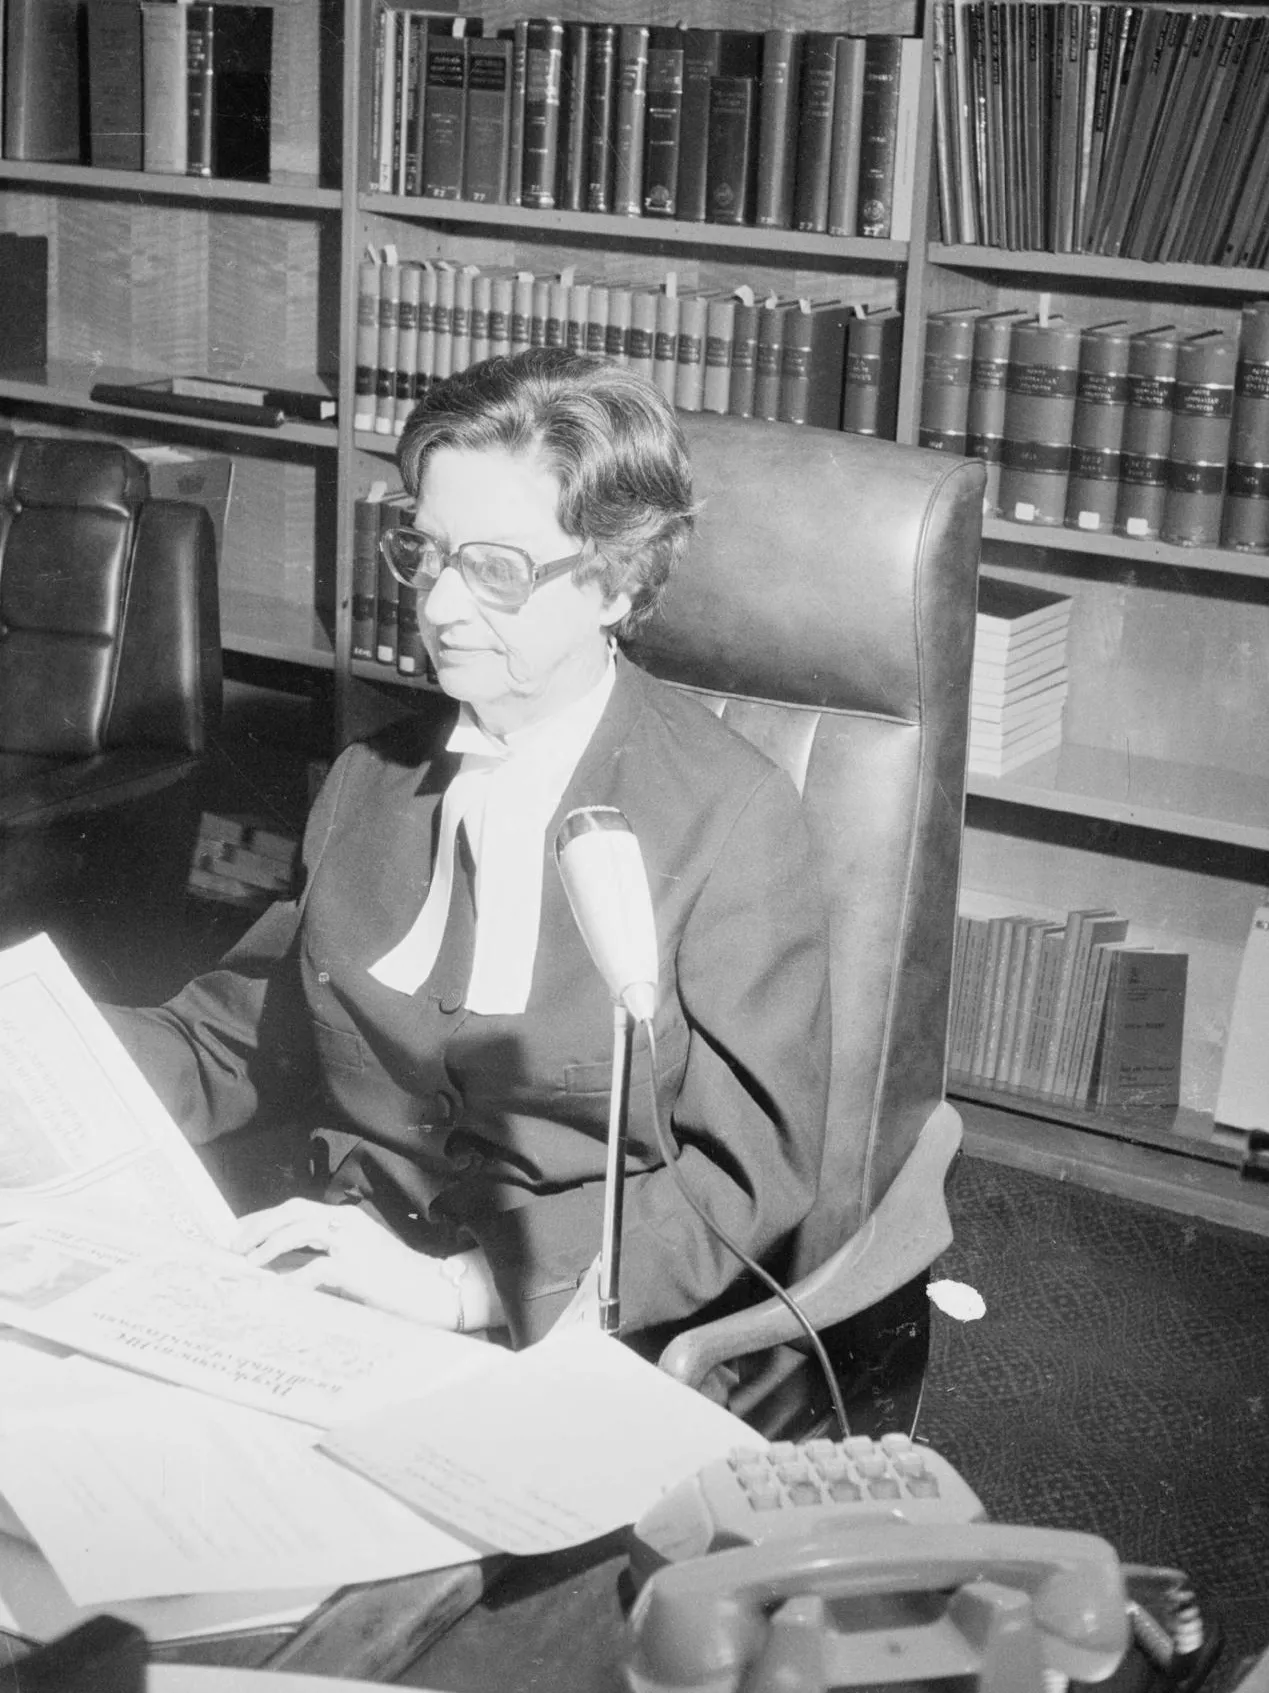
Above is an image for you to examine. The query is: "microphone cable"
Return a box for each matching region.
[638,1017,852,1441]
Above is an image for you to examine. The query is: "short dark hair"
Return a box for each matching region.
[397,349,696,636]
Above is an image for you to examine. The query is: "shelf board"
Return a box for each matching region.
[0,159,339,210]
[221,586,334,670]
[354,428,402,459]
[982,515,1269,580]
[0,364,338,449]
[930,245,1269,294]
[350,657,437,691]
[361,192,908,263]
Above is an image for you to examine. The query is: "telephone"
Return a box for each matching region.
[624,1436,1215,1693]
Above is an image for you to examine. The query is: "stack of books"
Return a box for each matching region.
[187,813,297,911]
[969,578,1072,777]
[950,894,1188,1110]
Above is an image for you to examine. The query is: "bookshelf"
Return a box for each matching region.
[0,0,1265,1182]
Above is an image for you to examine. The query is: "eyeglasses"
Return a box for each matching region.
[378,526,588,612]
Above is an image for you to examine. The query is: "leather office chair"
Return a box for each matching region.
[629,414,986,1439]
[0,431,222,973]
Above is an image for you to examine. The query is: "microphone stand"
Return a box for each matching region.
[598,1002,635,1336]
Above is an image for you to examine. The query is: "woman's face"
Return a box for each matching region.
[414,446,630,737]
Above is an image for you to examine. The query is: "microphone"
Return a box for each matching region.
[555,806,658,1024]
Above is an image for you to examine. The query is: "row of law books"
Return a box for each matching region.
[951,895,1188,1110]
[970,577,1072,777]
[354,251,899,438]
[369,9,923,240]
[2,0,291,181]
[352,481,437,678]
[919,301,1269,554]
[930,0,1269,267]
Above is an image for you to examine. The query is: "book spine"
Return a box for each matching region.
[841,312,902,439]
[565,280,589,355]
[1114,328,1179,541]
[753,302,787,423]
[652,291,680,403]
[558,22,591,211]
[998,321,1082,526]
[675,29,722,223]
[628,290,656,384]
[415,263,438,397]
[826,36,867,237]
[792,32,839,234]
[488,272,514,361]
[433,264,456,380]
[422,34,468,200]
[919,311,978,453]
[5,0,85,163]
[755,29,801,229]
[586,285,609,357]
[375,506,403,666]
[87,0,145,171]
[606,284,632,366]
[394,262,421,433]
[374,259,401,436]
[186,4,215,178]
[857,34,905,238]
[613,24,650,216]
[545,276,568,350]
[470,271,492,365]
[506,20,529,209]
[674,294,707,411]
[1064,322,1132,534]
[779,305,815,426]
[463,38,512,204]
[729,301,759,418]
[706,76,757,225]
[643,31,684,216]
[522,19,564,209]
[1162,330,1236,548]
[141,2,188,174]
[451,264,475,376]
[509,271,533,358]
[400,15,422,197]
[351,496,380,662]
[702,297,735,415]
[1222,303,1269,554]
[585,24,618,213]
[1097,952,1188,1108]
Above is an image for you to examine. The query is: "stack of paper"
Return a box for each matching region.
[969,578,1073,777]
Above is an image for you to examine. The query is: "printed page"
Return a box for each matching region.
[0,933,234,1247]
[0,1217,490,1426]
[0,1391,485,1606]
[321,1327,766,1555]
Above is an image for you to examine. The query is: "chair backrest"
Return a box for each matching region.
[630,414,984,1279]
[0,432,221,760]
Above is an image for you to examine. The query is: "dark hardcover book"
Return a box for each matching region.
[5,0,86,163]
[1087,3,1156,251]
[186,2,272,182]
[1122,10,1216,262]
[1092,948,1188,1110]
[918,308,980,454]
[929,0,956,241]
[841,307,903,440]
[728,296,760,418]
[998,319,1082,526]
[1064,320,1132,535]
[1161,328,1236,550]
[521,17,564,209]
[643,27,684,216]
[964,1,990,244]
[982,0,1007,248]
[0,233,49,368]
[966,309,1027,518]
[827,35,867,237]
[1158,14,1254,264]
[353,255,380,432]
[1222,301,1269,555]
[1114,325,1179,542]
[613,24,650,216]
[505,18,529,208]
[375,496,411,667]
[557,21,590,211]
[1077,2,1128,250]
[792,32,840,234]
[87,0,144,170]
[705,74,758,225]
[753,299,792,423]
[857,34,905,239]
[463,35,511,203]
[674,28,723,223]
[350,491,384,662]
[584,23,618,213]
[421,32,468,199]
[1020,1,1047,249]
[1048,1,1084,252]
[754,28,801,229]
[779,298,854,429]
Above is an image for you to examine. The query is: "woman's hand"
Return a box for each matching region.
[231,1199,502,1332]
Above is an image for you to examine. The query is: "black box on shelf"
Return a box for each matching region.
[0,235,49,369]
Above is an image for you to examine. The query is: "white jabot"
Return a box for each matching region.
[368,655,617,1013]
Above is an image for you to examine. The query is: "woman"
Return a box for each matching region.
[107,349,832,1348]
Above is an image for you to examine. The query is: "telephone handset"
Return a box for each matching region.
[625,1519,1131,1693]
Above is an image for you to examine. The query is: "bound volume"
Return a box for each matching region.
[1161,328,1235,549]
[1064,322,1132,535]
[998,319,1082,527]
[1223,302,1269,554]
[186,3,273,182]
[1114,326,1179,542]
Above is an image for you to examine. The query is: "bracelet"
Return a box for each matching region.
[438,1255,470,1333]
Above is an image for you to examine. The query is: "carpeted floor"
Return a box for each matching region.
[920,1153,1269,1689]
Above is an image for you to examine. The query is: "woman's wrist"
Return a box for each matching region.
[438,1248,505,1332]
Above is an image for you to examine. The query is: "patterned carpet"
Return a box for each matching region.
[919,1153,1269,1689]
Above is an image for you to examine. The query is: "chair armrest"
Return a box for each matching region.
[657,1101,962,1393]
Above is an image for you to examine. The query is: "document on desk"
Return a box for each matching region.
[0,932,234,1246]
[0,1213,488,1426]
[321,1327,766,1556]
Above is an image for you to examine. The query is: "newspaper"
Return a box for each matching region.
[0,932,235,1246]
